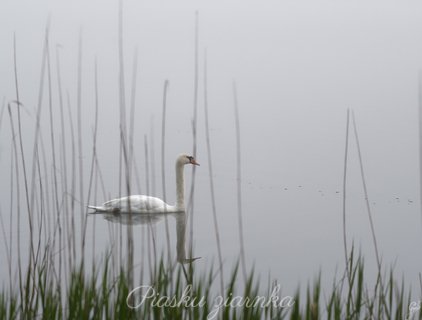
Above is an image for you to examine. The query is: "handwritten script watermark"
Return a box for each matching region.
[126,284,295,319]
[405,301,421,320]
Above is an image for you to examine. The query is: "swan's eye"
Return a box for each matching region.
[187,156,193,162]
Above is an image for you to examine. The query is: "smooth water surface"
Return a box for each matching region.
[0,0,421,298]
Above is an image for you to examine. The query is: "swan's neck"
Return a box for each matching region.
[176,212,187,262]
[175,162,185,211]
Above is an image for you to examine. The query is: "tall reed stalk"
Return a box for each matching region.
[418,71,422,232]
[188,11,199,262]
[160,79,172,266]
[351,111,389,318]
[203,51,224,294]
[342,108,350,283]
[232,81,247,282]
[76,30,86,257]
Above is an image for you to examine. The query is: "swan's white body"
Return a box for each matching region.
[88,154,199,214]
[89,195,176,213]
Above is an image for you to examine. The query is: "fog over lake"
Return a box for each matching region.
[1,0,422,297]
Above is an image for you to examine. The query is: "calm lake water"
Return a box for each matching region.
[0,0,422,300]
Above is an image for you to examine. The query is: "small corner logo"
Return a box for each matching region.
[405,301,421,320]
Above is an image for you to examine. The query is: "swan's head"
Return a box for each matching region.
[178,154,200,166]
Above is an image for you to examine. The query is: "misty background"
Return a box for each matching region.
[1,0,422,294]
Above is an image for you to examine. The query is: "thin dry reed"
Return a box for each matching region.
[188,12,200,262]
[351,110,389,317]
[160,79,172,266]
[342,109,351,284]
[203,50,224,294]
[232,81,247,282]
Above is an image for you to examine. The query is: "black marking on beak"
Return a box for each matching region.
[187,155,199,166]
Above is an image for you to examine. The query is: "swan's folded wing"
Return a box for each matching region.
[103,195,170,213]
[130,195,168,212]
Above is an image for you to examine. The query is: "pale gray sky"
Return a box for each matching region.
[1,0,422,291]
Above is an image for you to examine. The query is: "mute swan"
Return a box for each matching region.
[88,154,199,213]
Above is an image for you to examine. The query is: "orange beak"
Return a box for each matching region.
[191,159,200,166]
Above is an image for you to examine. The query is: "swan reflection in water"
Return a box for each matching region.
[100,211,200,264]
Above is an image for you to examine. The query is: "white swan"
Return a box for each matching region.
[88,154,199,213]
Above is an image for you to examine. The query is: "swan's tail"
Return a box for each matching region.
[87,205,120,213]
[87,205,104,212]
